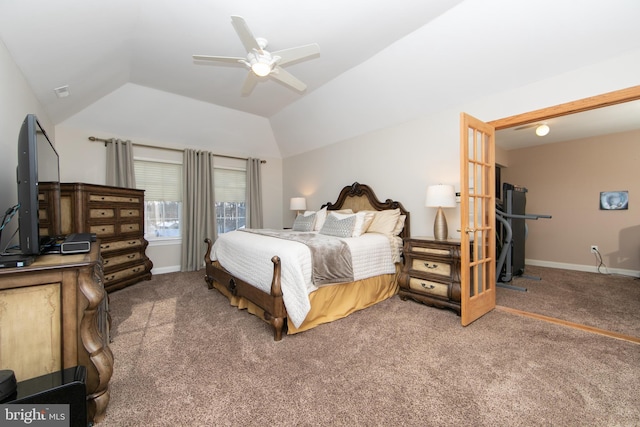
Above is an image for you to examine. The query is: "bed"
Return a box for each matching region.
[203,182,410,341]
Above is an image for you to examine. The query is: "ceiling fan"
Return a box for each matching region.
[193,16,320,96]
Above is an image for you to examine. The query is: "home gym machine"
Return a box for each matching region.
[496,183,551,292]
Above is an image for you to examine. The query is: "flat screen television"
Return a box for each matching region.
[16,114,61,255]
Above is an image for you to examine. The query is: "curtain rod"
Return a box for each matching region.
[88,136,266,163]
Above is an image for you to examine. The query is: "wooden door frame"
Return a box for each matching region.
[488,85,640,129]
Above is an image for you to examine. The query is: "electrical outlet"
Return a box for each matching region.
[590,245,598,253]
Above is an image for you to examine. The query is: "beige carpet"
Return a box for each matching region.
[101,268,640,426]
[496,265,640,338]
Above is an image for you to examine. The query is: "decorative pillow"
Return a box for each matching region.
[292,212,316,231]
[367,208,401,235]
[319,213,356,238]
[328,211,374,237]
[310,206,328,231]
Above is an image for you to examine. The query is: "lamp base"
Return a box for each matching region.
[433,207,448,241]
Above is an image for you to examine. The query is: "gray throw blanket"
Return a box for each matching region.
[241,229,354,286]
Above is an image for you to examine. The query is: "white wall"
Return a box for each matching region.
[0,40,53,252]
[283,50,640,274]
[55,123,283,273]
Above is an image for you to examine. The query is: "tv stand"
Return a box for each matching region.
[0,244,112,423]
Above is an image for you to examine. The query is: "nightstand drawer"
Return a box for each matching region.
[399,237,461,315]
[411,246,451,257]
[408,277,448,298]
[411,258,451,277]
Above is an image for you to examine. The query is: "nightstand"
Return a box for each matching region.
[398,237,461,315]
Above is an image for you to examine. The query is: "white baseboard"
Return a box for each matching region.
[151,265,181,275]
[526,259,640,278]
[153,260,639,278]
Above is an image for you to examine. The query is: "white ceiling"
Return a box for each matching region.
[496,100,640,151]
[1,0,640,156]
[0,0,464,121]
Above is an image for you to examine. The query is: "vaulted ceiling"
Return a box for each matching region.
[1,0,639,157]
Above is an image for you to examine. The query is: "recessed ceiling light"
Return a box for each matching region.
[535,124,550,136]
[54,85,70,98]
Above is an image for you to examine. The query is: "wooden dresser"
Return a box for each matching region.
[60,183,153,293]
[0,245,112,423]
[398,237,462,315]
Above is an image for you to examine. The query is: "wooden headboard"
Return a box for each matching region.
[321,182,411,238]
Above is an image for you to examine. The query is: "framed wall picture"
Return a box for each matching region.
[600,191,628,210]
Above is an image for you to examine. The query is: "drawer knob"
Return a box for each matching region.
[420,282,435,290]
[424,262,438,269]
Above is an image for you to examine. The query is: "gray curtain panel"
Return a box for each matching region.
[246,157,263,229]
[105,139,136,188]
[181,149,216,272]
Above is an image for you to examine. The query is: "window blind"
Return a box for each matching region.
[214,168,245,203]
[134,160,182,201]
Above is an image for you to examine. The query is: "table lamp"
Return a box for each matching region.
[425,184,456,240]
[289,197,306,216]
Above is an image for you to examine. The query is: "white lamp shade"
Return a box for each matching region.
[289,197,307,211]
[425,184,456,208]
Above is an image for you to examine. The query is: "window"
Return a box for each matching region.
[134,160,183,240]
[215,168,246,234]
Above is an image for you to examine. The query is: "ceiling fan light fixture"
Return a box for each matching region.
[251,61,272,77]
[246,51,273,77]
[535,124,550,136]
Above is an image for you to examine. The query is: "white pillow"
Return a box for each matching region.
[307,206,328,231]
[392,214,406,236]
[367,209,401,235]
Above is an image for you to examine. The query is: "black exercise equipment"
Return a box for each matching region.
[496,183,551,292]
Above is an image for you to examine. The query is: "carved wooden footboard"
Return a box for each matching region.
[203,182,410,341]
[204,238,287,340]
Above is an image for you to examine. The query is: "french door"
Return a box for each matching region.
[460,113,496,325]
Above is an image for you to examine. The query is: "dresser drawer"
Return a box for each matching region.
[410,258,451,277]
[102,251,142,269]
[90,224,116,237]
[408,277,449,298]
[90,208,115,219]
[103,263,148,284]
[89,194,141,204]
[119,208,140,218]
[120,223,140,234]
[100,239,144,253]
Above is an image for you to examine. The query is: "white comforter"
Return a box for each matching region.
[210,230,397,328]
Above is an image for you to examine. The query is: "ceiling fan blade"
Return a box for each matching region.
[273,43,320,66]
[230,16,261,53]
[270,66,307,92]
[192,54,244,64]
[241,72,259,96]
